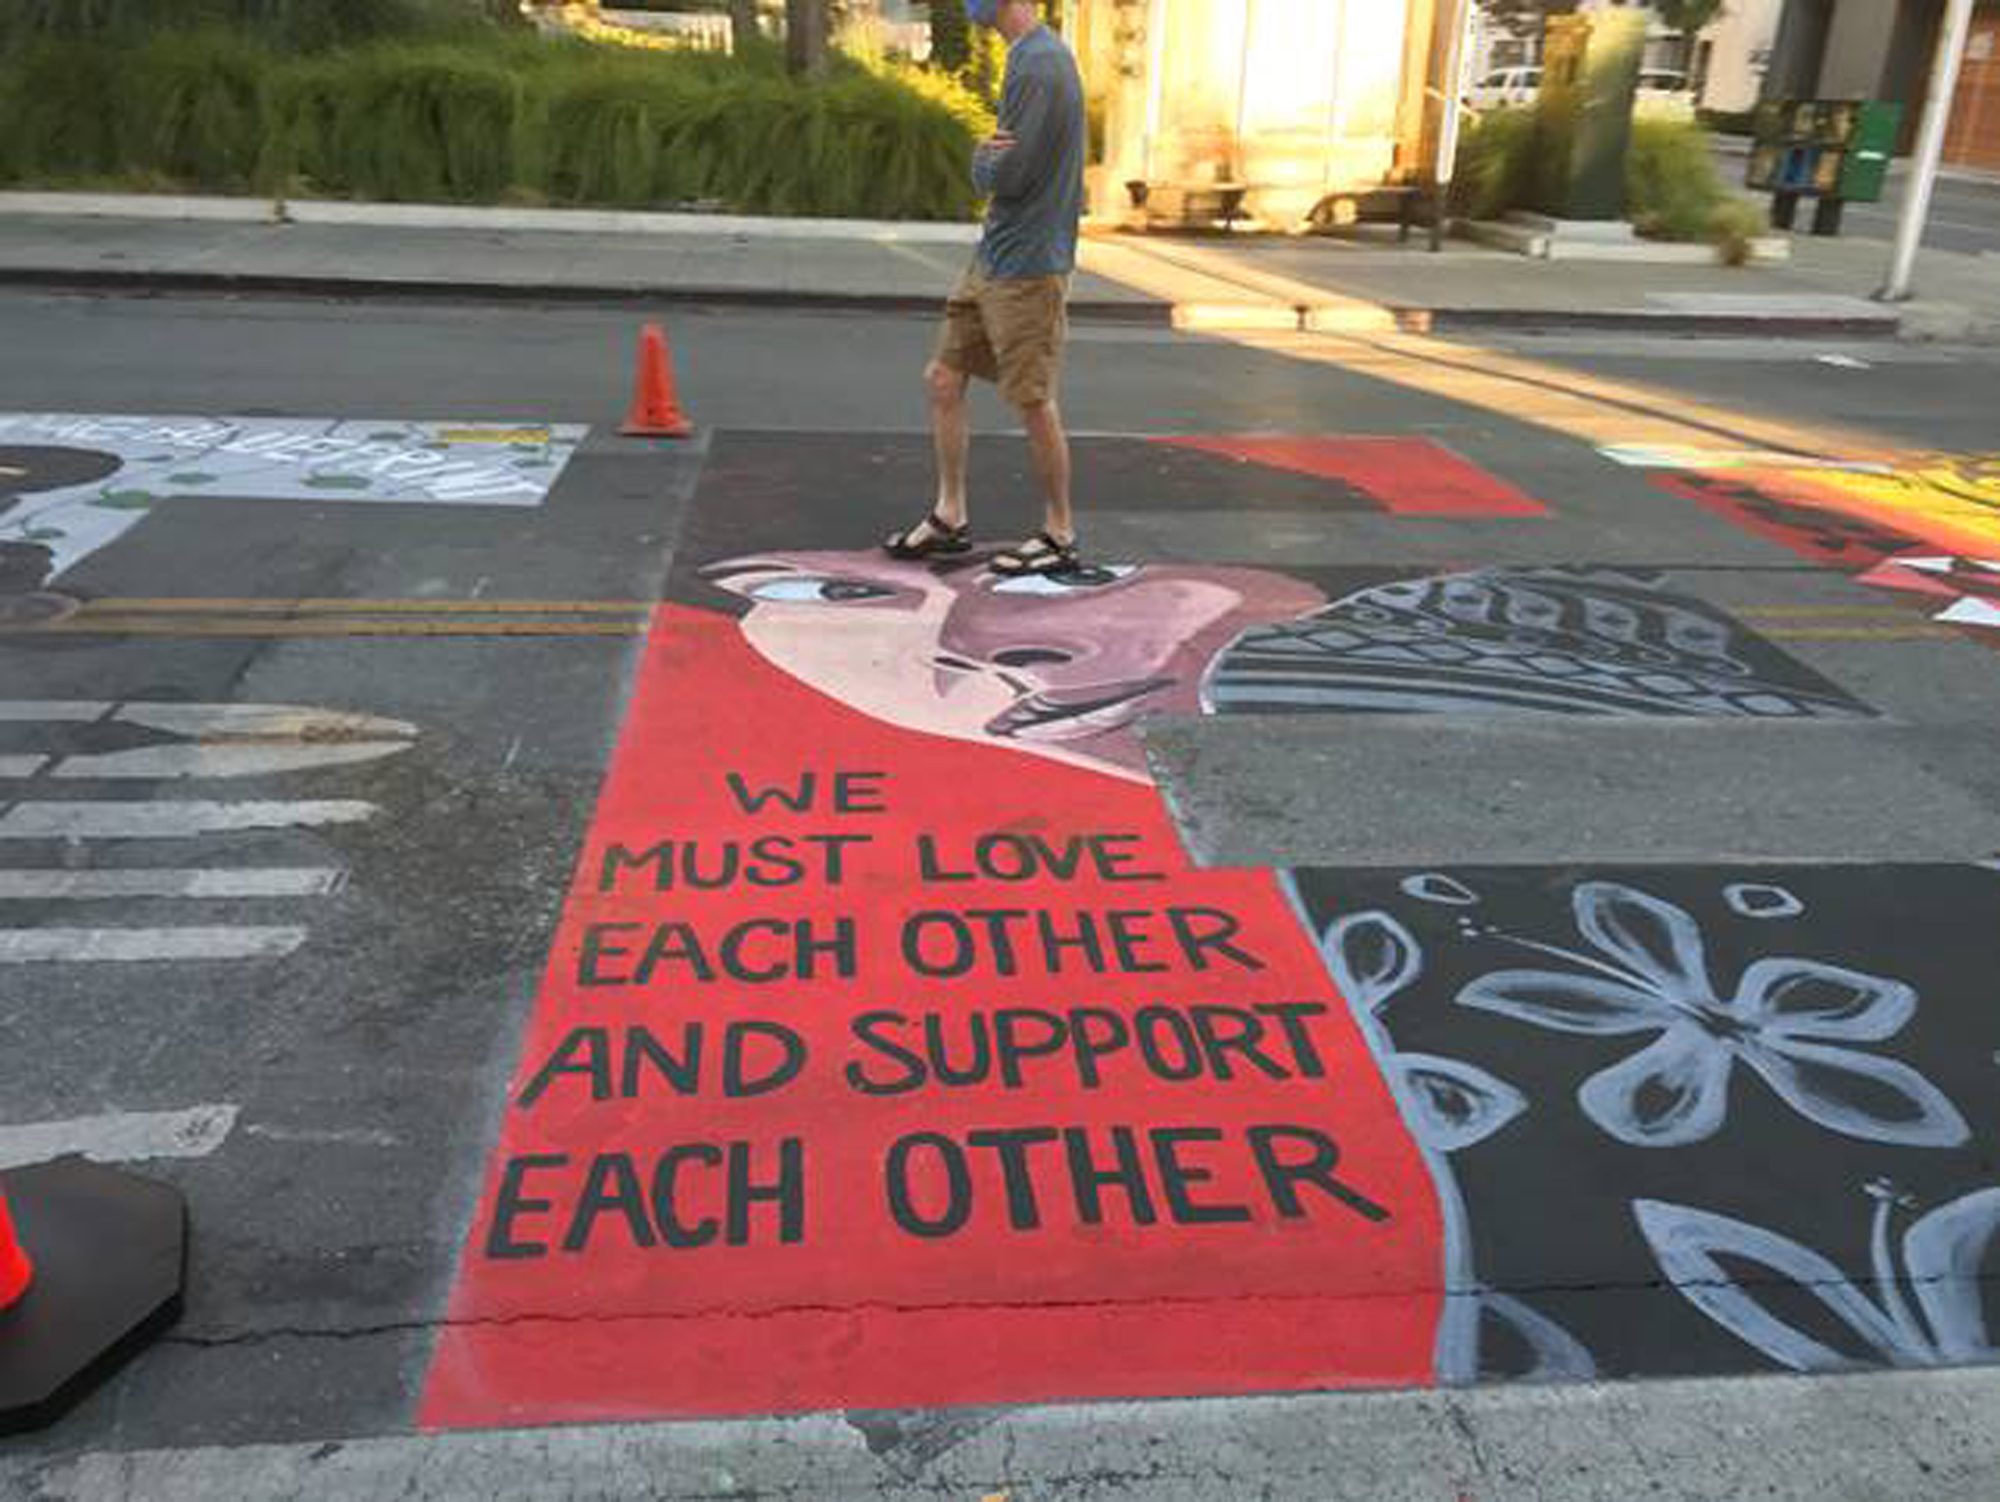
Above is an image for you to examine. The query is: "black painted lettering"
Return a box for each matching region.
[720,918,789,983]
[651,1143,721,1248]
[886,1132,972,1238]
[623,1025,700,1097]
[846,1011,927,1095]
[916,835,974,882]
[903,911,975,977]
[925,1011,992,1086]
[563,1153,656,1251]
[1089,833,1166,882]
[728,1138,805,1245]
[1168,907,1265,972]
[832,771,888,813]
[746,835,807,887]
[1190,1005,1288,1081]
[726,772,816,814]
[1248,1125,1390,1223]
[1064,1126,1157,1226]
[1106,909,1169,973]
[793,917,857,980]
[598,843,670,893]
[681,841,739,891]
[1133,1006,1204,1080]
[803,832,872,883]
[1036,909,1105,973]
[633,922,716,985]
[484,1153,566,1260]
[1068,1007,1129,1088]
[578,922,642,986]
[967,1127,1059,1230]
[994,1008,1068,1087]
[1153,1128,1252,1225]
[963,908,1027,976]
[723,1021,807,1098]
[1255,1003,1330,1078]
[518,1026,611,1109]
[978,834,1036,881]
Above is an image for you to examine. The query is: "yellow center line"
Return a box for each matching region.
[1764,627,1961,641]
[17,619,647,638]
[77,599,655,615]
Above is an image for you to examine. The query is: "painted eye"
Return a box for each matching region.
[990,564,1136,595]
[745,577,897,603]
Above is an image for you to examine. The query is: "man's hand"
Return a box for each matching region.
[981,130,1017,158]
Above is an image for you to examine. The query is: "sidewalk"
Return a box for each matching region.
[4,190,1998,341]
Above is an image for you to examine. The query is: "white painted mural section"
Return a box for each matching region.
[0,413,587,581]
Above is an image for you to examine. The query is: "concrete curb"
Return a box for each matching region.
[0,191,983,244]
[0,266,1174,326]
[0,264,1920,339]
[1402,304,1905,338]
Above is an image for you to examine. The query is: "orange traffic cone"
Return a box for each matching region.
[0,1187,29,1312]
[620,322,693,438]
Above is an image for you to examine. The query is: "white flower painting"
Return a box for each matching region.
[1636,1185,1999,1369]
[1456,882,1969,1149]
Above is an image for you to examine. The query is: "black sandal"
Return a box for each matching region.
[884,511,972,560]
[991,531,1081,577]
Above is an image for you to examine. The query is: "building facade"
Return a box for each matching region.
[1059,0,1449,226]
[1767,0,2000,170]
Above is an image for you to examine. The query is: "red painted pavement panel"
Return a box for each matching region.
[1158,436,1549,517]
[421,606,1442,1426]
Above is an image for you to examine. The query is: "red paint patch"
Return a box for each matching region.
[1655,471,1919,572]
[1157,436,1549,516]
[420,606,1442,1427]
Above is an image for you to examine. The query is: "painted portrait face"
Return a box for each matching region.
[702,551,1326,782]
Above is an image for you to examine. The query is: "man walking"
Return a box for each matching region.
[884,0,1086,577]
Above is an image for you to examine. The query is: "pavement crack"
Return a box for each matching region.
[159,1269,2000,1351]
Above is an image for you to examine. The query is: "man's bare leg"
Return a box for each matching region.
[1020,397,1073,543]
[926,360,972,532]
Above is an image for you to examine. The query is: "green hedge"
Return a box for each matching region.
[0,26,988,219]
[1452,106,1763,256]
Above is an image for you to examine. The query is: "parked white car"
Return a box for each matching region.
[1636,69,1696,117]
[1468,66,1541,110]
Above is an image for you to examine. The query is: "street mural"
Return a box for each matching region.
[421,433,1995,1428]
[1290,866,1997,1380]
[1603,444,2000,637]
[0,414,588,595]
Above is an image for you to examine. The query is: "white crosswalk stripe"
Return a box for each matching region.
[0,927,309,962]
[0,800,378,839]
[0,700,414,965]
[0,868,345,899]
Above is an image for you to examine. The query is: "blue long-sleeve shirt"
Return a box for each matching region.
[971,25,1085,278]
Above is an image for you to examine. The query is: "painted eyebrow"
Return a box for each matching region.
[698,561,792,582]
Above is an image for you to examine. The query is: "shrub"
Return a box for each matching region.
[1451,108,1765,256]
[1627,115,1765,252]
[1450,107,1537,221]
[0,22,984,218]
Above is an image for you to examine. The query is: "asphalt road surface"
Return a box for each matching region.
[1,290,1996,1498]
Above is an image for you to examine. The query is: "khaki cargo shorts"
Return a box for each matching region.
[932,263,1071,408]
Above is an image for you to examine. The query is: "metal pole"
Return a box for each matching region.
[1879,0,1975,302]
[1431,0,1475,250]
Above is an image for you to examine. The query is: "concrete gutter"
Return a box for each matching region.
[4,1365,1995,1499]
[0,265,1174,326]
